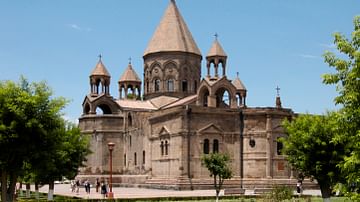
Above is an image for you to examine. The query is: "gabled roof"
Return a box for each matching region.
[232,75,246,90]
[207,39,227,57]
[119,63,141,83]
[143,0,201,56]
[148,95,179,108]
[116,99,157,111]
[90,59,110,77]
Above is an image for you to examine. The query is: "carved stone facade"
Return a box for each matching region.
[78,0,303,189]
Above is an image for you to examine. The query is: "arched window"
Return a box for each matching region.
[203,91,209,107]
[95,104,112,115]
[203,139,210,154]
[182,80,188,92]
[160,141,164,156]
[128,113,132,127]
[134,152,137,166]
[142,150,145,164]
[167,79,174,92]
[154,79,160,92]
[277,137,283,155]
[215,88,231,108]
[213,139,219,153]
[84,103,90,114]
[124,153,127,166]
[129,135,132,147]
[165,140,169,155]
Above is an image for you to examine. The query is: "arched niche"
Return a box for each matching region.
[95,104,112,115]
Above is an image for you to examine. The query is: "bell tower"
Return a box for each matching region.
[206,35,227,79]
[89,55,111,97]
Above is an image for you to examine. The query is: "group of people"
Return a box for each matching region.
[70,178,109,198]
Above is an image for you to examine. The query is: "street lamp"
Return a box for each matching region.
[107,142,115,199]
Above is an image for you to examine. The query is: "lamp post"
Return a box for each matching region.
[107,142,115,199]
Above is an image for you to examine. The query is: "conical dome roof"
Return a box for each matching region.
[207,39,227,57]
[232,74,246,90]
[90,59,110,77]
[119,63,141,83]
[143,0,201,56]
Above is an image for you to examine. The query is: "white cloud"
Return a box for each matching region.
[66,24,92,32]
[298,54,321,59]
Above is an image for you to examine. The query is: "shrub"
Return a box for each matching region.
[264,185,293,202]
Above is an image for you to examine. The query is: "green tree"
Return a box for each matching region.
[0,77,67,201]
[201,152,233,202]
[322,16,360,199]
[30,121,90,200]
[282,113,345,202]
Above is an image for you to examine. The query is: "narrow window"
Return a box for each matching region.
[165,140,169,155]
[167,79,174,92]
[129,135,132,147]
[146,81,149,93]
[134,152,137,166]
[203,139,210,154]
[277,137,283,155]
[161,141,164,156]
[142,150,145,165]
[155,79,160,92]
[128,113,132,127]
[213,139,219,153]
[182,80,187,92]
[124,153,127,166]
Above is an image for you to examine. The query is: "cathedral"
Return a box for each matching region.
[78,0,299,190]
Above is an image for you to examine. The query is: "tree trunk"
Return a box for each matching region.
[215,189,220,202]
[35,182,39,199]
[1,170,7,202]
[7,172,17,202]
[319,183,332,202]
[26,183,31,198]
[48,181,54,201]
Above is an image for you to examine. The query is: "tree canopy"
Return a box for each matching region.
[282,112,344,201]
[201,152,232,202]
[323,15,360,199]
[0,77,89,201]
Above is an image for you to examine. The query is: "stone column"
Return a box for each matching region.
[208,94,217,107]
[266,115,272,178]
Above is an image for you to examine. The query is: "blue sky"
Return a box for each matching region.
[0,0,359,122]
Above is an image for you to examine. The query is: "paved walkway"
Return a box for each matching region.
[32,184,322,199]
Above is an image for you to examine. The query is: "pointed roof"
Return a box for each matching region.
[232,73,246,90]
[90,58,110,77]
[207,39,227,57]
[143,0,201,56]
[119,63,141,83]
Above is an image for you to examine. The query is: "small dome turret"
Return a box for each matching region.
[89,55,111,96]
[118,61,142,100]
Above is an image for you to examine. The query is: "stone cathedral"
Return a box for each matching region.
[78,0,300,189]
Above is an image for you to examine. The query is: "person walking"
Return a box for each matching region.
[75,179,80,194]
[84,179,91,194]
[296,180,303,196]
[96,178,100,193]
[100,182,107,198]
